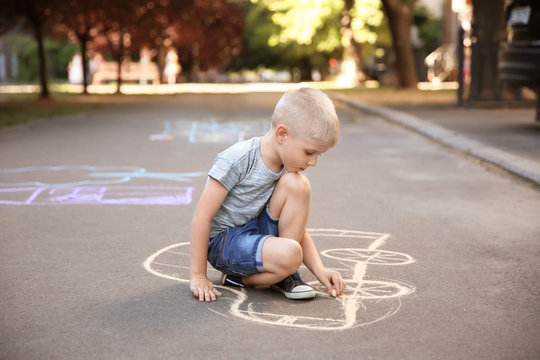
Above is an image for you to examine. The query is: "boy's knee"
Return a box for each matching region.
[287,240,303,270]
[282,240,303,274]
[272,239,302,275]
[279,172,311,198]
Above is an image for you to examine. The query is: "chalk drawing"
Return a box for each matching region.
[0,186,194,205]
[0,166,203,205]
[0,166,204,188]
[143,228,415,331]
[149,119,270,144]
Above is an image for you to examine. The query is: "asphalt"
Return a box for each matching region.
[1,90,539,359]
[330,92,540,187]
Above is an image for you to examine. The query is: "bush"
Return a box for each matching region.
[414,5,442,54]
[4,33,78,82]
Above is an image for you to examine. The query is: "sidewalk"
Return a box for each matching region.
[331,92,540,187]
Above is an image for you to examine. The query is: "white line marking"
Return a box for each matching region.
[153,262,189,270]
[208,308,229,318]
[143,242,189,283]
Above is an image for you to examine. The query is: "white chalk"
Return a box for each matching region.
[332,289,337,297]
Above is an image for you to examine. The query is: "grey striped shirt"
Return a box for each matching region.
[208,137,285,237]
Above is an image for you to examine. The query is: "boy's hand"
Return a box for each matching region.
[316,268,346,297]
[190,274,223,302]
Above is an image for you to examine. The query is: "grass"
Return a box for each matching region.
[0,94,102,127]
[0,92,180,128]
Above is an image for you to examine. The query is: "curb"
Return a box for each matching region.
[330,93,540,187]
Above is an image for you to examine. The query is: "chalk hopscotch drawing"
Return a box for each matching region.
[0,186,193,205]
[150,119,270,144]
[143,228,415,331]
[0,166,204,187]
[0,166,203,205]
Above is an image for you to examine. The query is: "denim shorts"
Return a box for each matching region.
[207,205,279,276]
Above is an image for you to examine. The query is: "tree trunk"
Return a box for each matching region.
[340,0,364,85]
[116,58,122,94]
[468,0,506,102]
[381,0,418,88]
[78,34,89,95]
[299,55,313,81]
[32,17,50,98]
[111,36,125,94]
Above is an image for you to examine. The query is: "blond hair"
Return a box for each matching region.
[270,87,340,147]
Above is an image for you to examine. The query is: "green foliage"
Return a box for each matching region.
[46,39,79,80]
[413,5,442,53]
[6,34,37,82]
[259,0,383,50]
[3,33,78,82]
[234,2,283,69]
[235,0,388,74]
[263,0,342,50]
[234,0,332,71]
[349,0,386,46]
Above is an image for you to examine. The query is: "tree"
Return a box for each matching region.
[3,1,58,98]
[241,0,383,82]
[86,0,245,82]
[339,0,384,85]
[341,0,365,84]
[100,1,140,92]
[164,0,244,79]
[468,0,506,101]
[54,0,107,94]
[261,0,342,80]
[55,0,182,92]
[380,0,418,88]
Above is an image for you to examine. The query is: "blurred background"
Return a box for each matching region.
[0,0,538,110]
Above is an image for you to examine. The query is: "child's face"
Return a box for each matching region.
[280,135,329,173]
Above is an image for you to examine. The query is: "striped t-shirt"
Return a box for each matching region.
[208,137,285,237]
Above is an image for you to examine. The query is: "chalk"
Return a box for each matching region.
[149,134,174,141]
[144,229,416,331]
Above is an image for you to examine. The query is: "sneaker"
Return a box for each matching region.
[270,272,316,300]
[220,273,245,288]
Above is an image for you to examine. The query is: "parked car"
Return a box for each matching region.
[498,0,540,121]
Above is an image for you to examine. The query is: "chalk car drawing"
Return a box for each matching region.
[144,229,415,331]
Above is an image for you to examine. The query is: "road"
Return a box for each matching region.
[1,93,539,359]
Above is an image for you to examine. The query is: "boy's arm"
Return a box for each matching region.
[300,231,346,296]
[190,177,229,302]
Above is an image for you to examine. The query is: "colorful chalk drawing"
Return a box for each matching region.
[0,166,204,205]
[150,119,270,144]
[143,228,415,331]
[0,166,204,187]
[0,186,193,205]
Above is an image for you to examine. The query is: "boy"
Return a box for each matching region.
[190,87,346,302]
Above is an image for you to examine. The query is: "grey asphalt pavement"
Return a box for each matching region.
[1,92,539,359]
[332,92,540,185]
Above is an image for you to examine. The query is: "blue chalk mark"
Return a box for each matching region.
[0,166,205,188]
[161,119,270,144]
[164,122,171,136]
[189,122,198,143]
